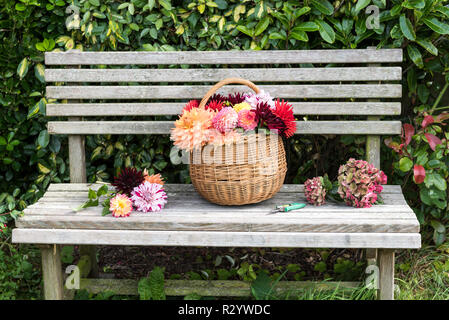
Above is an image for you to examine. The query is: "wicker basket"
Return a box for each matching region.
[189,78,287,206]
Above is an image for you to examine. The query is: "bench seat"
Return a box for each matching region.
[13,183,421,249]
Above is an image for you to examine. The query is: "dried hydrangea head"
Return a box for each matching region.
[170,107,214,151]
[112,168,145,196]
[131,181,167,213]
[238,109,257,131]
[212,107,238,133]
[304,177,326,206]
[109,194,133,218]
[337,158,387,208]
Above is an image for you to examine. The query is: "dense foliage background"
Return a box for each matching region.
[1,0,449,245]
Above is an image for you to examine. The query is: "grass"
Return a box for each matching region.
[291,286,376,300]
[284,243,449,300]
[395,243,449,300]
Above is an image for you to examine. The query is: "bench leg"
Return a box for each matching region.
[378,249,395,300]
[366,248,377,266]
[40,244,64,300]
[80,245,99,278]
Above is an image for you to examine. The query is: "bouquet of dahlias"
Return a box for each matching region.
[170,89,296,151]
[75,168,167,218]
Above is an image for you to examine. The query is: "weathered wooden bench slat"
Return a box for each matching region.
[12,229,421,249]
[46,84,402,99]
[35,192,407,204]
[44,49,403,65]
[45,67,402,82]
[27,189,410,207]
[22,205,416,217]
[16,216,419,233]
[24,195,413,215]
[47,102,402,116]
[47,120,402,135]
[45,183,406,193]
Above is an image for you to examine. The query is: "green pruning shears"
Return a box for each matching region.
[269,202,306,214]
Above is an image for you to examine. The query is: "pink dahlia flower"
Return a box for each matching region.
[212,107,238,133]
[238,109,257,131]
[131,181,167,213]
[244,90,275,109]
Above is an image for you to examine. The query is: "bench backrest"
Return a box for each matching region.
[44,48,403,183]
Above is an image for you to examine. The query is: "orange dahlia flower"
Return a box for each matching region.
[170,107,214,151]
[143,169,165,185]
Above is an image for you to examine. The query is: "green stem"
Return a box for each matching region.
[431,82,449,114]
[432,105,449,112]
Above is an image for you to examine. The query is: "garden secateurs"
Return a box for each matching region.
[269,202,306,214]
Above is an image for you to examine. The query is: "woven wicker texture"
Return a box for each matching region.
[190,78,287,206]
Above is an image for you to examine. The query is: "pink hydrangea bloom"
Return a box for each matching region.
[238,109,257,131]
[131,181,167,213]
[304,177,326,206]
[337,158,387,208]
[212,107,238,133]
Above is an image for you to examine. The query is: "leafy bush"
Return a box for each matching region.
[0,229,42,299]
[386,109,449,244]
[0,0,449,244]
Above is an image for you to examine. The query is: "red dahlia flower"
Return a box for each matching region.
[182,100,199,113]
[206,100,224,112]
[273,99,296,138]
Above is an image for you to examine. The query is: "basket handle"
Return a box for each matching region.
[198,77,261,109]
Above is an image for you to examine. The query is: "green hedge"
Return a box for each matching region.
[1,0,448,242]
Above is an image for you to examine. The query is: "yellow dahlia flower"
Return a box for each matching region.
[109,194,133,218]
[233,102,251,113]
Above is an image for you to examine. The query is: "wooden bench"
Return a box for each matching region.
[12,48,421,300]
